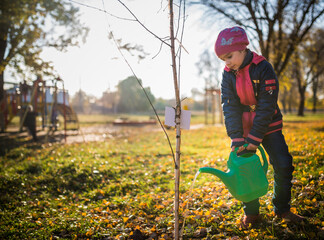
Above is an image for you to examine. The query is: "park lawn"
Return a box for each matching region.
[0,119,323,239]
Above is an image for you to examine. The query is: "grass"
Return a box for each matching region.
[6,110,323,128]
[283,112,324,122]
[0,114,323,239]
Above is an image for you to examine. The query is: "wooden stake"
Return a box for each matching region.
[168,1,181,239]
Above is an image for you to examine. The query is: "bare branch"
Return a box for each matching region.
[116,0,171,48]
[176,0,187,94]
[246,0,264,54]
[152,42,164,59]
[68,0,135,21]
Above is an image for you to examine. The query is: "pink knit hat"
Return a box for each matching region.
[215,26,249,57]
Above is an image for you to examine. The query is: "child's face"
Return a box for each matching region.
[219,50,246,71]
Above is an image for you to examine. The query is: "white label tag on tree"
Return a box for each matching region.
[181,109,191,129]
[165,106,176,127]
[164,106,191,129]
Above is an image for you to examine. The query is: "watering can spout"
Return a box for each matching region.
[199,167,231,185]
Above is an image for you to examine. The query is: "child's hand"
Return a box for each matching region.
[231,143,258,153]
[246,143,258,151]
[231,145,245,152]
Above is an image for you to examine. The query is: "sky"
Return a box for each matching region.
[37,0,226,100]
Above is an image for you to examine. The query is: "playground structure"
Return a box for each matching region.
[0,77,79,138]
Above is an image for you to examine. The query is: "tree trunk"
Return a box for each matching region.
[288,87,294,113]
[297,86,306,116]
[204,87,208,124]
[168,1,181,239]
[294,52,305,116]
[312,77,318,113]
[0,23,9,102]
[0,72,4,131]
[0,72,3,102]
[281,87,287,114]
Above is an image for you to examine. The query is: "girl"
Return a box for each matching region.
[214,26,305,228]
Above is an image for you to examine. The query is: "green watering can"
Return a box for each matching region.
[199,144,269,202]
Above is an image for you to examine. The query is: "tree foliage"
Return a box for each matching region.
[117,76,155,113]
[0,0,89,100]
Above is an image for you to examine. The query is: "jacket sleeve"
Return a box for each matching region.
[246,61,279,146]
[221,71,245,147]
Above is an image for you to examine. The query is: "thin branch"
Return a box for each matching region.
[246,0,264,53]
[152,42,164,59]
[176,0,186,99]
[175,0,183,39]
[68,0,135,21]
[116,0,172,48]
[176,38,189,55]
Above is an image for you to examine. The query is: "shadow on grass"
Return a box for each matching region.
[0,130,73,156]
[0,159,134,210]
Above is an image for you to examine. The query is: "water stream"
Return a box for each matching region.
[180,169,200,239]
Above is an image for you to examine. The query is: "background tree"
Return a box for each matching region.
[99,89,119,114]
[304,29,324,113]
[292,28,324,116]
[190,0,324,114]
[311,74,324,112]
[70,89,88,114]
[117,76,155,113]
[0,0,89,101]
[196,49,221,90]
[191,0,323,76]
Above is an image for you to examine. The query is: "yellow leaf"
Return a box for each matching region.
[290,207,297,214]
[86,230,92,236]
[304,199,311,205]
[123,217,129,223]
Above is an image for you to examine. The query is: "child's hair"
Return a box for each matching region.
[215,26,249,57]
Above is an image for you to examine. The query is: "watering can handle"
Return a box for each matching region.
[257,145,268,175]
[234,144,268,174]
